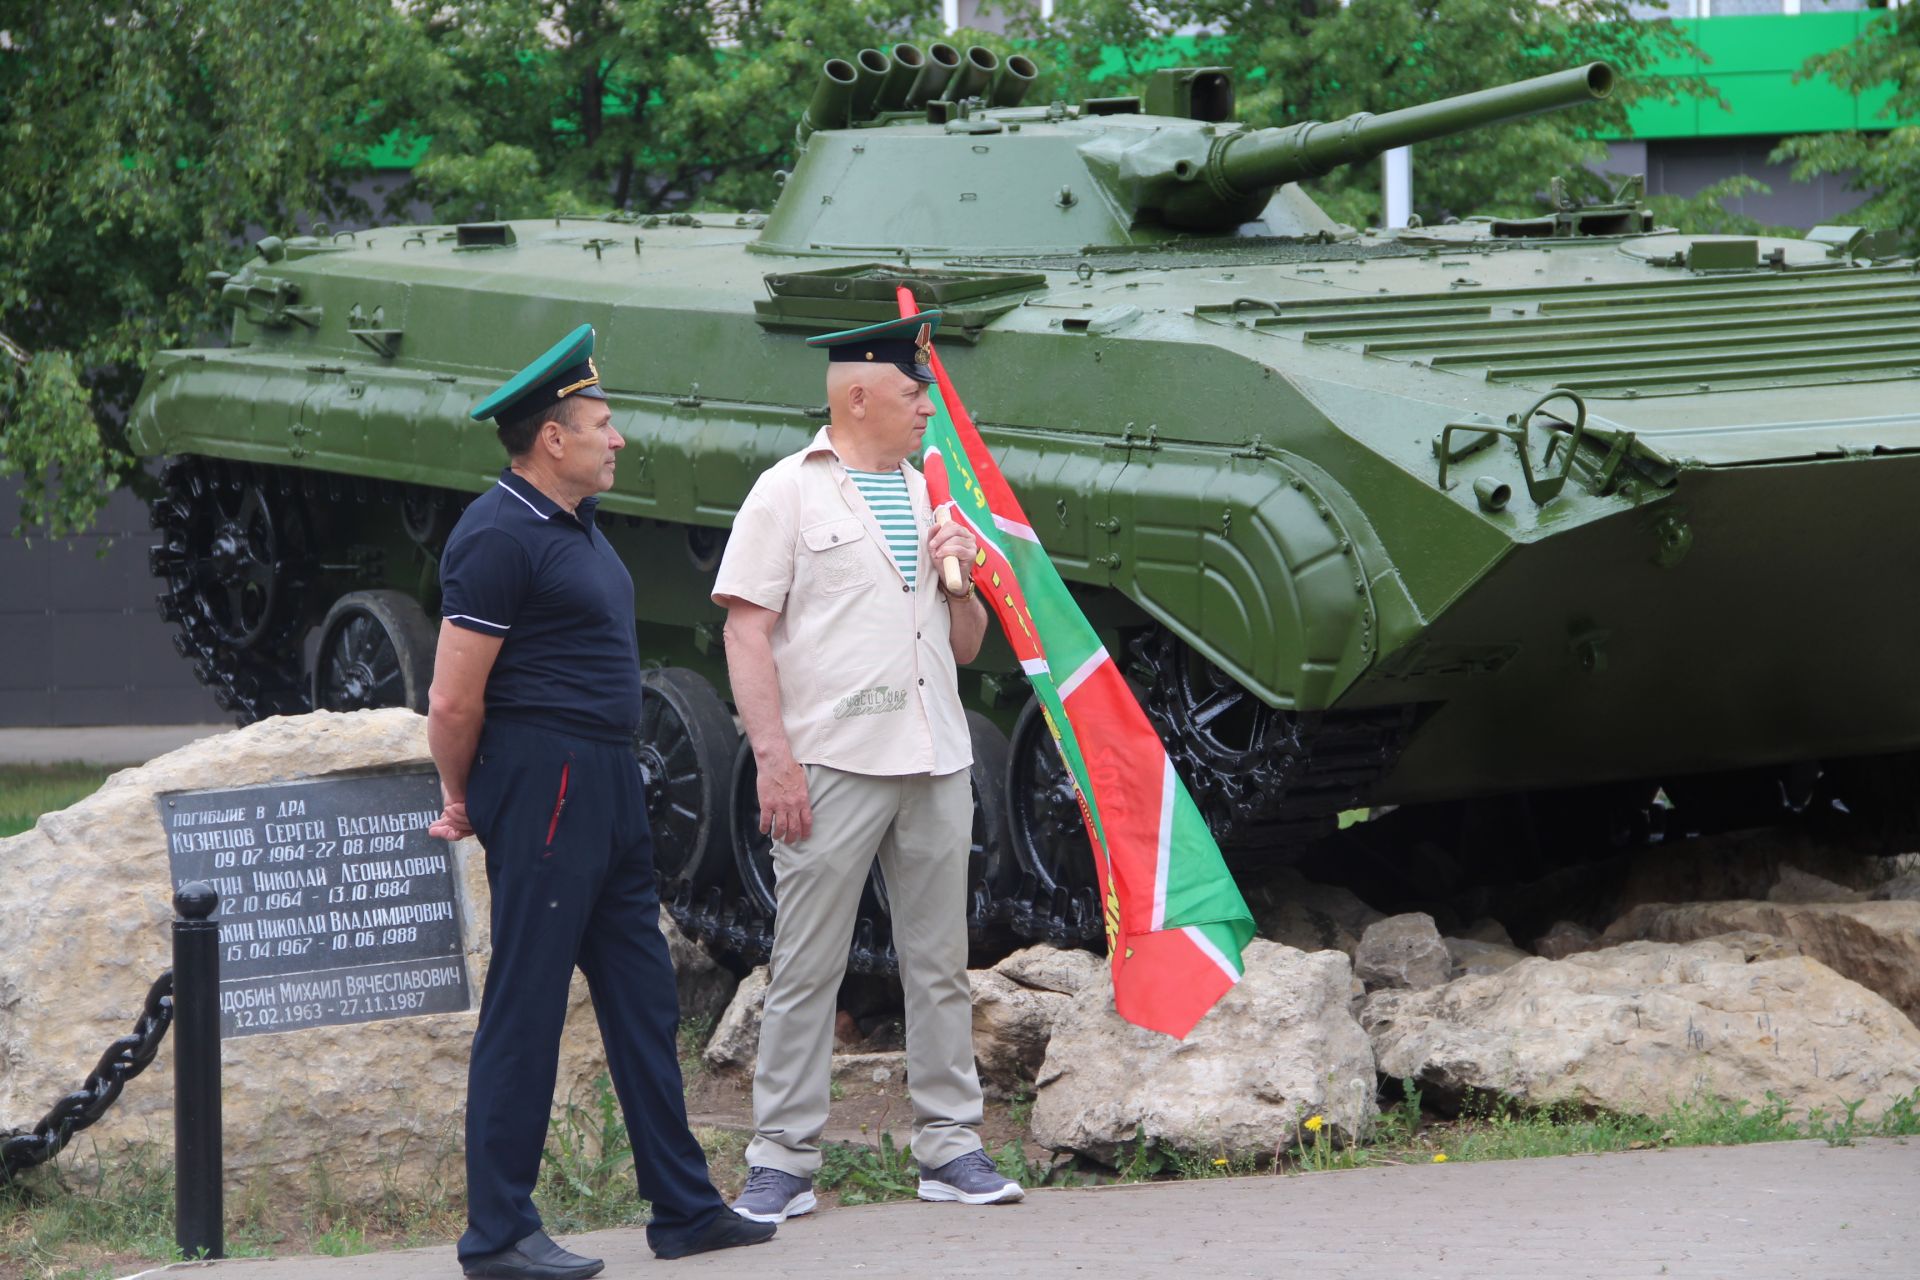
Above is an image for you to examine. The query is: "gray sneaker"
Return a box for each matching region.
[916,1149,1025,1205]
[732,1166,817,1223]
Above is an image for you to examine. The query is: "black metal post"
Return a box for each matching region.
[172,882,223,1260]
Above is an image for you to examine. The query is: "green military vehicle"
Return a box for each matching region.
[128,46,1920,965]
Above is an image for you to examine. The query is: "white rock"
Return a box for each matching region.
[1353,912,1450,991]
[1247,867,1383,956]
[1603,899,1920,1027]
[1768,866,1870,904]
[1533,919,1602,960]
[1443,936,1529,979]
[969,969,1069,1095]
[703,966,769,1069]
[1030,940,1376,1163]
[662,914,737,1025]
[1871,872,1920,902]
[1363,940,1920,1123]
[0,711,621,1206]
[991,944,1104,996]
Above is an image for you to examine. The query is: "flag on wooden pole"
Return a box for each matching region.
[901,286,1254,1038]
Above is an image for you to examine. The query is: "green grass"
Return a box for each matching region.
[1093,1082,1920,1185]
[0,763,112,838]
[1,1074,755,1278]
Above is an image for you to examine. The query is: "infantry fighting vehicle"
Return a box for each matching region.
[128,47,1920,965]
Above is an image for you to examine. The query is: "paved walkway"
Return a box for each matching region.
[131,1139,1919,1280]
[0,724,226,766]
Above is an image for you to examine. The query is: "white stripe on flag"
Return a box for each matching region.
[1056,648,1108,702]
[1152,757,1174,931]
[994,513,1038,543]
[1019,657,1050,677]
[1182,925,1244,985]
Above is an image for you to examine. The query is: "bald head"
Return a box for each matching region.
[825,359,936,470]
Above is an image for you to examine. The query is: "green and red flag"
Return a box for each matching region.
[900,287,1255,1038]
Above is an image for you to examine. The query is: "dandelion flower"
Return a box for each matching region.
[1432,1153,1449,1163]
[1304,1115,1324,1133]
[1212,1158,1228,1167]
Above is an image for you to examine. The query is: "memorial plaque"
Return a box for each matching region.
[157,769,471,1039]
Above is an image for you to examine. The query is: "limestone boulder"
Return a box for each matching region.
[1611,828,1883,917]
[0,711,624,1206]
[991,944,1104,996]
[1363,941,1920,1123]
[1456,918,1518,948]
[1443,936,1530,980]
[1247,867,1383,956]
[1602,900,1920,1027]
[969,972,1066,1096]
[1767,866,1870,904]
[662,915,738,1026]
[703,966,769,1069]
[966,947,1102,1096]
[1533,920,1602,960]
[1030,940,1376,1163]
[1353,913,1450,991]
[1870,872,1920,902]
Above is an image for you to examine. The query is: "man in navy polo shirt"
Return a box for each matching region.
[427,325,774,1278]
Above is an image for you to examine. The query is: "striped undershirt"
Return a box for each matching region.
[845,468,918,590]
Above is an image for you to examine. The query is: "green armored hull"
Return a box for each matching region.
[127,47,1920,958]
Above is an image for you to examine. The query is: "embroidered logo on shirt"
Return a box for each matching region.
[816,543,873,594]
[832,685,910,720]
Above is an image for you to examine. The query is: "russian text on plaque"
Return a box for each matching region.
[157,770,472,1038]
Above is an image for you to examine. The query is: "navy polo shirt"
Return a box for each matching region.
[439,469,642,742]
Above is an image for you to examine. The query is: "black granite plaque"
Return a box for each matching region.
[157,769,471,1039]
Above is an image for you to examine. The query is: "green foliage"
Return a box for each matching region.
[406,0,943,221]
[991,1138,1051,1188]
[0,0,454,538]
[537,1075,650,1232]
[1775,11,1920,252]
[1646,175,1784,238]
[816,1131,920,1204]
[0,763,112,839]
[1005,0,1708,229]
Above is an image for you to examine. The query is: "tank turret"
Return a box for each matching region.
[756,59,1615,254]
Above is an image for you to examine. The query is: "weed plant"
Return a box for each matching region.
[816,1131,918,1205]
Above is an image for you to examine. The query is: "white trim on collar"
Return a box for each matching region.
[497,479,554,520]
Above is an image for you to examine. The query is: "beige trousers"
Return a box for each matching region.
[746,764,984,1176]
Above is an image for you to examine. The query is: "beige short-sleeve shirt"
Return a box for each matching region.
[712,426,972,778]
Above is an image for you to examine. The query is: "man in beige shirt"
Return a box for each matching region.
[712,313,1024,1221]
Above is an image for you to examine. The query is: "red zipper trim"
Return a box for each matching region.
[544,762,571,849]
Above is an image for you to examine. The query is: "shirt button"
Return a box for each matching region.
[918,678,926,686]
[902,585,910,593]
[916,631,922,639]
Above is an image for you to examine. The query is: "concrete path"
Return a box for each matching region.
[131,1138,1919,1280]
[0,724,226,766]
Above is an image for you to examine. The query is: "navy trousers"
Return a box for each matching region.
[458,718,725,1260]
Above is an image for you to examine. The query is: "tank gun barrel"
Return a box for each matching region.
[1152,63,1614,231]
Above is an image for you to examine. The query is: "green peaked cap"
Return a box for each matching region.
[469,323,608,422]
[805,310,942,383]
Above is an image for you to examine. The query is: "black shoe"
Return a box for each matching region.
[462,1228,605,1280]
[650,1210,778,1260]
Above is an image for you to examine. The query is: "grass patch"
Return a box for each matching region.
[816,1131,918,1206]
[0,763,112,838]
[0,1074,698,1278]
[1090,1082,1920,1187]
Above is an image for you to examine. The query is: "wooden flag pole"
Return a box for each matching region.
[936,507,967,595]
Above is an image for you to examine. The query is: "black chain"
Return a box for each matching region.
[0,971,175,1184]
